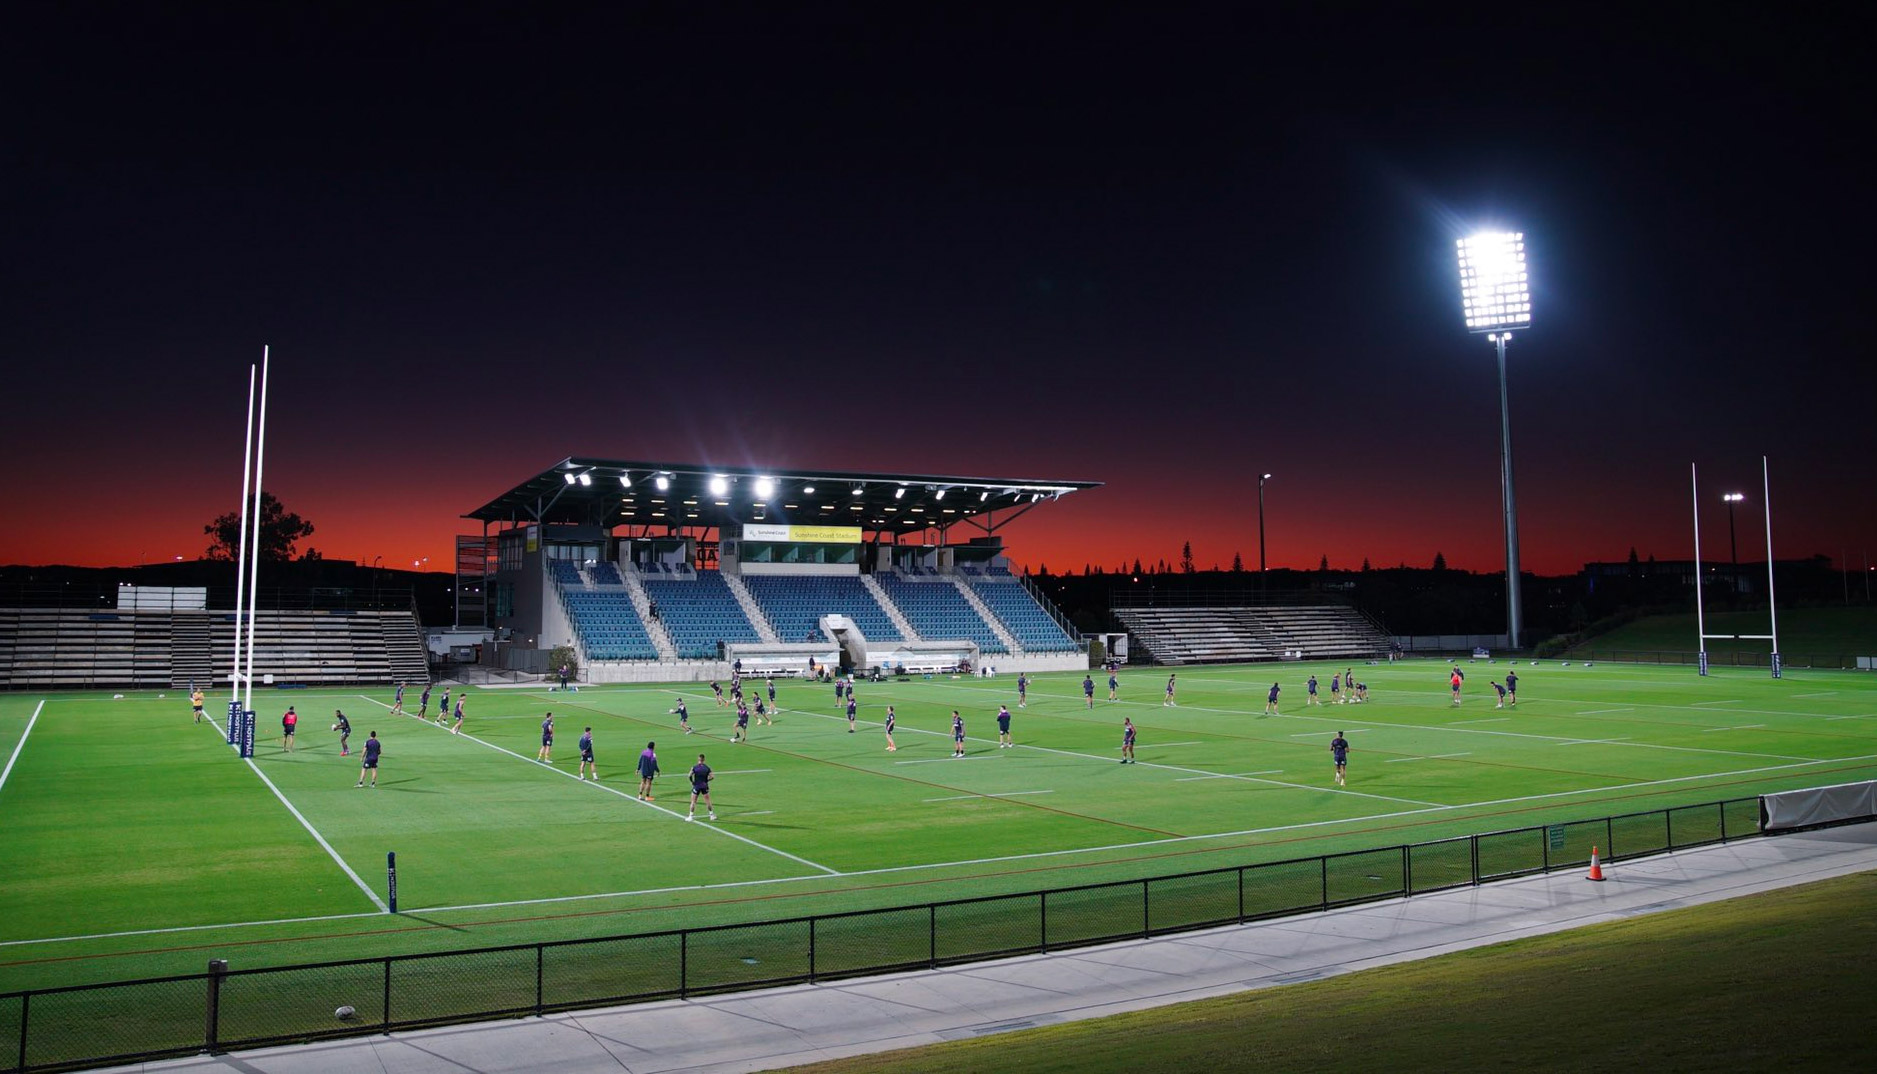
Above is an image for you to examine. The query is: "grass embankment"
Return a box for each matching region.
[1569,605,1877,662]
[790,869,1877,1073]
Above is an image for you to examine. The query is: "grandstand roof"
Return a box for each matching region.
[465,457,1100,535]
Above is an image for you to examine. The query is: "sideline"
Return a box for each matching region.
[0,700,47,798]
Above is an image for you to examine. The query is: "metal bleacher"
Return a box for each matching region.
[962,576,1077,652]
[875,573,1006,653]
[641,571,762,658]
[742,575,901,644]
[1114,604,1389,665]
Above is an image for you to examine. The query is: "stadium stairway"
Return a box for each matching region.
[860,574,920,640]
[169,611,214,688]
[950,578,1020,652]
[617,569,679,661]
[720,573,781,643]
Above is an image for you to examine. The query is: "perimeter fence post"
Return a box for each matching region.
[382,959,391,1031]
[205,959,227,1055]
[1607,817,1615,858]
[1402,845,1411,894]
[535,945,544,1015]
[1039,892,1049,952]
[1720,802,1729,843]
[17,992,27,1074]
[1141,880,1150,938]
[1237,868,1245,923]
[680,933,689,999]
[1541,827,1550,873]
[1470,835,1480,885]
[808,919,817,982]
[928,906,937,968]
[1667,808,1675,850]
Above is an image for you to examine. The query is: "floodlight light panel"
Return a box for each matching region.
[1457,232,1533,333]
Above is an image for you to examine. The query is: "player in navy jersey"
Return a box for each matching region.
[1163,674,1177,707]
[1330,673,1342,704]
[767,678,777,707]
[332,709,351,755]
[356,731,382,788]
[997,704,1013,747]
[1017,673,1028,708]
[883,705,897,752]
[537,713,554,762]
[732,701,750,743]
[711,681,726,707]
[419,683,433,719]
[1354,681,1369,702]
[437,688,451,724]
[846,694,858,733]
[578,727,598,781]
[671,696,692,733]
[637,741,659,800]
[686,754,715,820]
[1505,669,1519,706]
[1121,718,1136,763]
[1108,671,1119,701]
[391,682,405,716]
[951,711,966,757]
[1330,731,1350,786]
[1492,681,1508,708]
[834,677,845,702]
[755,695,772,725]
[451,693,466,733]
[1265,682,1281,715]
[1083,675,1096,708]
[1306,674,1320,706]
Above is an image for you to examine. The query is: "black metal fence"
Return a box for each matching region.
[2,796,1764,1072]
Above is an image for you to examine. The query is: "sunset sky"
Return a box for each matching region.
[4,6,1870,577]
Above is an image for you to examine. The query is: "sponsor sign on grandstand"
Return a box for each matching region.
[743,523,862,544]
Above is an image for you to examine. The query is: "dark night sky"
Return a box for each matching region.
[3,3,1871,576]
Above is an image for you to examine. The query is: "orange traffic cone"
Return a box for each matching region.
[1586,846,1606,882]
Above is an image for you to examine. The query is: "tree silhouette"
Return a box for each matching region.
[1180,541,1195,574]
[1432,551,1447,571]
[206,492,318,562]
[1231,552,1244,573]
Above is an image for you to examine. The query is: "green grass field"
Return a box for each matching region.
[1568,605,1877,664]
[3,657,1876,994]
[785,870,1877,1074]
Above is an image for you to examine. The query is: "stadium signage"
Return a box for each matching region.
[742,524,862,544]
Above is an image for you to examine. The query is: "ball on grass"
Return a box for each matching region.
[335,1005,356,1021]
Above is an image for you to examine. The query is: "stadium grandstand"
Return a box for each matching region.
[1112,596,1393,666]
[461,457,1100,682]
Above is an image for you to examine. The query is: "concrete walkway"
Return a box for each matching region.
[98,823,1877,1074]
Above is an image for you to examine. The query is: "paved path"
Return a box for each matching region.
[98,823,1877,1074]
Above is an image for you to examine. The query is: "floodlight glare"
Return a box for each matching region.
[562,473,576,484]
[754,477,775,498]
[1457,232,1532,333]
[619,473,632,488]
[802,485,816,494]
[577,472,591,486]
[1723,492,1745,502]
[709,475,729,496]
[935,489,946,500]
[980,490,990,502]
[853,487,864,496]
[654,475,670,491]
[894,487,905,499]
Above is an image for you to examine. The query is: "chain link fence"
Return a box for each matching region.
[3,796,1774,1071]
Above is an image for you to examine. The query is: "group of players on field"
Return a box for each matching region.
[210,662,1524,809]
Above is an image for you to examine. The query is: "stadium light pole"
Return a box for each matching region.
[1457,232,1532,650]
[1257,473,1272,599]
[1723,493,1744,597]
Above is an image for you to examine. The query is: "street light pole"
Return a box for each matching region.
[1258,473,1272,599]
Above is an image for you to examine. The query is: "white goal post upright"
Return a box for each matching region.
[1691,455,1781,679]
[229,362,257,717]
[244,347,270,716]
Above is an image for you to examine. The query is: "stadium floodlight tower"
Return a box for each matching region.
[1457,230,1532,650]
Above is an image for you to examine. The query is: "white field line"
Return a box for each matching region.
[15,749,1877,949]
[713,770,773,776]
[923,790,1055,803]
[0,701,46,798]
[355,696,837,876]
[895,755,990,765]
[1134,741,1203,749]
[1825,715,1874,721]
[1555,737,1632,747]
[1384,753,1473,764]
[1451,717,1512,724]
[1700,725,1766,732]
[1291,730,1372,737]
[1572,708,1634,716]
[1692,700,1745,707]
[739,811,776,817]
[1262,707,1824,764]
[1794,692,1839,699]
[1175,769,1284,782]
